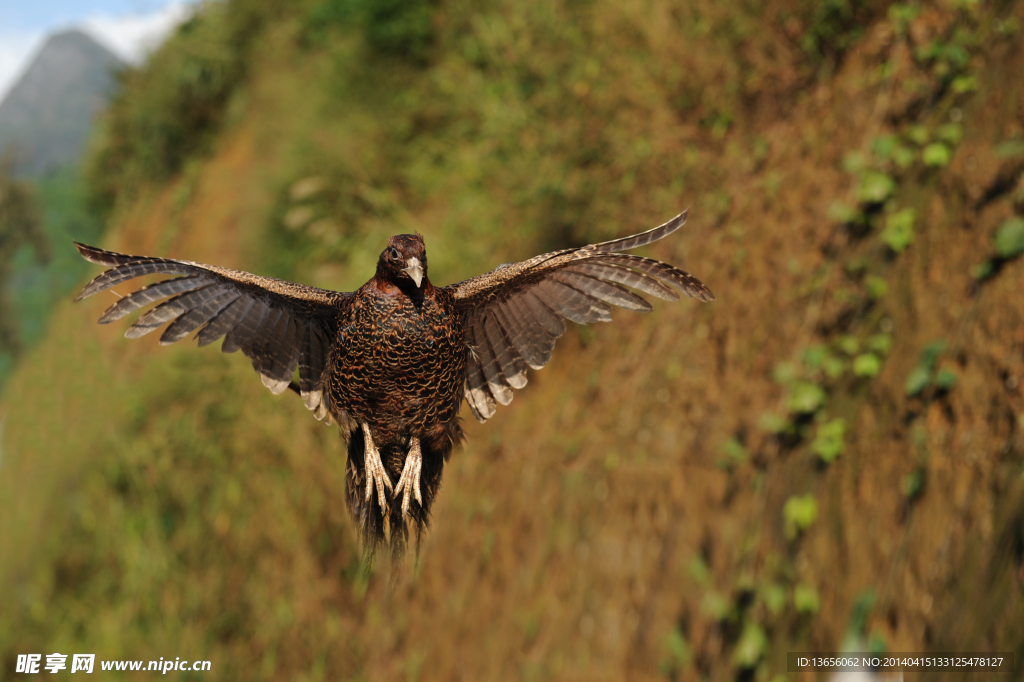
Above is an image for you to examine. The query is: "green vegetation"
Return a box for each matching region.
[811,418,846,463]
[0,161,47,360]
[904,340,951,397]
[995,217,1024,259]
[304,0,434,61]
[718,437,749,470]
[974,216,1024,280]
[783,494,819,540]
[880,207,915,253]
[0,166,104,390]
[732,620,768,668]
[793,584,821,614]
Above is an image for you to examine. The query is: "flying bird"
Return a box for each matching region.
[74,211,713,557]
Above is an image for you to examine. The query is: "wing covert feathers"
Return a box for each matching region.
[74,242,344,421]
[449,211,713,422]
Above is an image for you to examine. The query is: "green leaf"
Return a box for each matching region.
[842,151,868,174]
[758,411,792,434]
[905,365,932,396]
[872,134,898,159]
[996,17,1020,35]
[783,494,819,539]
[865,275,889,300]
[664,627,691,667]
[892,144,916,168]
[901,470,924,499]
[852,353,882,377]
[936,123,963,145]
[972,260,995,280]
[837,335,860,356]
[887,3,919,33]
[881,207,916,252]
[828,201,860,224]
[803,345,829,369]
[857,171,896,204]
[921,340,946,368]
[688,556,711,585]
[811,418,846,463]
[702,591,733,621]
[793,584,821,614]
[866,333,893,355]
[772,361,798,384]
[732,621,768,668]
[950,75,977,93]
[922,142,951,167]
[907,124,929,145]
[788,382,826,415]
[994,217,1024,258]
[822,355,847,379]
[722,438,749,466]
[762,584,787,615]
[943,43,969,68]
[935,367,957,390]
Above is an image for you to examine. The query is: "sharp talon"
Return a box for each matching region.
[395,437,423,519]
[362,423,392,514]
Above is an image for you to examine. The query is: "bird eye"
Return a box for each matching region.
[388,247,400,260]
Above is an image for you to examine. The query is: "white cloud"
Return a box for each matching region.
[82,1,195,64]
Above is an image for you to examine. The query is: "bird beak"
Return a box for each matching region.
[403,257,424,288]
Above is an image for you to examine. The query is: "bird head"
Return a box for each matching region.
[376,233,427,289]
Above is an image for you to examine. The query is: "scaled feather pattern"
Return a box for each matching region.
[74,212,713,556]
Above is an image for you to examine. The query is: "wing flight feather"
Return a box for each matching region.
[75,242,347,420]
[446,211,713,422]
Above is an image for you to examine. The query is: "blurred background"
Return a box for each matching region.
[1,0,1022,679]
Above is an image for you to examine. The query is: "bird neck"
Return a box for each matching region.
[372,274,431,299]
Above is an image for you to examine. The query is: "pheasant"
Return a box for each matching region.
[75,211,713,556]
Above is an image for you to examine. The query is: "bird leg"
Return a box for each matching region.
[362,423,393,513]
[394,436,423,519]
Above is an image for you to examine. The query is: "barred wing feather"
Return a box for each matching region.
[74,242,347,422]
[446,212,713,422]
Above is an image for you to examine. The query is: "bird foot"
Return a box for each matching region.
[394,437,423,519]
[362,423,393,513]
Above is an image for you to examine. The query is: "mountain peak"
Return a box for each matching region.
[0,29,124,177]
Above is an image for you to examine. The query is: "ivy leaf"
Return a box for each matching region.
[858,171,896,204]
[935,367,958,390]
[865,275,889,300]
[789,382,826,415]
[922,142,951,167]
[866,333,893,355]
[852,353,882,377]
[794,584,821,614]
[905,365,932,396]
[882,208,916,252]
[994,217,1024,258]
[811,418,846,463]
[784,494,819,539]
[732,621,768,668]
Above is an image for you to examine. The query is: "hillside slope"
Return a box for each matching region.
[2,0,1024,680]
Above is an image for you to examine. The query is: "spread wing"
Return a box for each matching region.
[74,242,349,422]
[445,211,714,422]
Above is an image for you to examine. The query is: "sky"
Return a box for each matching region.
[0,0,199,101]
